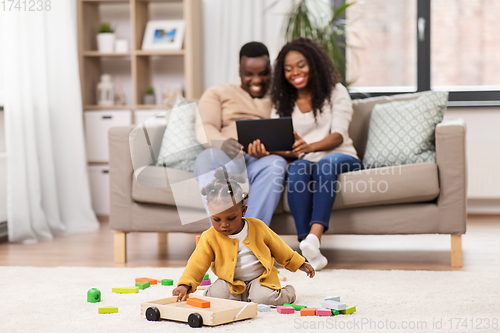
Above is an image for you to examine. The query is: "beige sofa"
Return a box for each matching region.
[109,92,467,267]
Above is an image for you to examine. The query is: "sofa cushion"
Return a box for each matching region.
[362,91,448,168]
[282,162,440,212]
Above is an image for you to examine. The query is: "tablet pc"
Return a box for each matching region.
[236,117,294,152]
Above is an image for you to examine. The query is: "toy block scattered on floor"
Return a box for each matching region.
[316,308,332,317]
[187,297,211,308]
[161,279,173,286]
[135,278,157,285]
[331,309,340,315]
[339,306,356,315]
[284,303,306,311]
[325,296,340,302]
[196,235,201,246]
[257,304,271,312]
[136,281,150,290]
[321,300,346,310]
[200,279,211,286]
[98,306,118,314]
[277,305,295,314]
[300,308,316,316]
[112,287,139,293]
[87,288,101,303]
[203,273,209,280]
[278,274,287,281]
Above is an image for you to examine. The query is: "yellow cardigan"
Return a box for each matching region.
[178,217,305,295]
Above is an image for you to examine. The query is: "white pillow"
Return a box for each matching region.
[156,96,204,172]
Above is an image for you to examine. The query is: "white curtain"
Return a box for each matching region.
[202,0,290,89]
[0,2,99,243]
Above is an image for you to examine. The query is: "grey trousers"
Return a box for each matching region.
[204,278,296,306]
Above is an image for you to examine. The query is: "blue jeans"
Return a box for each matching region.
[194,148,287,226]
[286,153,363,240]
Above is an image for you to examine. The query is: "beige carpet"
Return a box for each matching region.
[0,266,498,333]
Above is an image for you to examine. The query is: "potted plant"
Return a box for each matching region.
[276,0,356,86]
[143,86,156,105]
[97,22,115,53]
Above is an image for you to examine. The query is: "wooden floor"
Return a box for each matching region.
[0,215,499,272]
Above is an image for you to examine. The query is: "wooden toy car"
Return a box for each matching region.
[141,295,257,327]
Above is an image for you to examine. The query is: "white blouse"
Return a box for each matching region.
[271,83,359,162]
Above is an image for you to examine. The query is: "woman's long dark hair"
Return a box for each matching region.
[271,37,340,119]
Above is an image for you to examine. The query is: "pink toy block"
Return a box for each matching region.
[277,305,295,314]
[316,308,332,317]
[200,279,211,286]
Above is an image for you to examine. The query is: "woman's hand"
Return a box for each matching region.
[172,285,190,302]
[292,132,314,154]
[299,262,315,278]
[248,139,270,158]
[221,139,244,159]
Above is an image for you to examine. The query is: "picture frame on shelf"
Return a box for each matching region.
[141,20,186,51]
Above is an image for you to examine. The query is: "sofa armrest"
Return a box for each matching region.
[109,125,136,231]
[435,119,467,234]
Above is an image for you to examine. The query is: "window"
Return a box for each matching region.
[345,0,500,106]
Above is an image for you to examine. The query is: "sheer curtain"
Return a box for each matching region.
[0,2,98,243]
[202,0,289,89]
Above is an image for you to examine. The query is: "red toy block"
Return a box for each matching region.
[277,305,295,314]
[300,308,316,316]
[316,308,332,317]
[187,297,211,308]
[196,235,201,246]
[135,278,158,285]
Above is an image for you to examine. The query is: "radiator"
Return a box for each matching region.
[467,143,500,199]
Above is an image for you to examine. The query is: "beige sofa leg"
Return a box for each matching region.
[114,232,127,264]
[158,232,168,246]
[451,234,462,268]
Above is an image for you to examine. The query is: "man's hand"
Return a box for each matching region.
[299,262,315,278]
[292,132,313,154]
[221,139,244,159]
[248,139,270,158]
[172,285,190,302]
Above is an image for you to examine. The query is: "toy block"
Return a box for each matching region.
[325,296,340,302]
[300,308,316,316]
[87,288,101,303]
[200,279,211,286]
[339,306,356,315]
[203,273,209,280]
[277,305,294,314]
[321,300,346,310]
[257,304,271,312]
[331,309,340,315]
[284,303,306,311]
[136,281,150,290]
[187,297,211,308]
[98,306,118,314]
[316,308,332,317]
[135,278,157,285]
[278,274,287,281]
[112,287,139,293]
[161,279,173,286]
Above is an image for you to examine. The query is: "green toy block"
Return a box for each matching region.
[203,273,209,281]
[339,306,356,314]
[284,303,307,311]
[98,306,118,314]
[161,279,174,286]
[331,309,340,315]
[87,288,101,303]
[136,281,150,290]
[112,287,139,293]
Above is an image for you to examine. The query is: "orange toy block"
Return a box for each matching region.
[196,235,201,246]
[135,278,158,285]
[300,308,316,316]
[187,297,211,308]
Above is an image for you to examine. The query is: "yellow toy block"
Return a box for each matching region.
[112,287,139,293]
[99,306,118,314]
